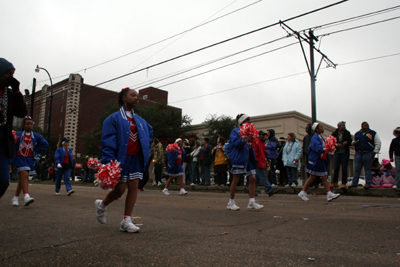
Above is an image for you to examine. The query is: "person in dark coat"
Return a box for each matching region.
[0,58,28,198]
[199,137,212,185]
[330,121,352,188]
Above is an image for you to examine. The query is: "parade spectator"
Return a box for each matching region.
[389,127,400,189]
[298,122,340,202]
[331,121,352,189]
[227,113,263,210]
[40,156,49,181]
[282,133,302,187]
[199,137,212,186]
[12,116,49,206]
[70,155,76,181]
[381,160,396,188]
[183,139,192,185]
[88,153,97,183]
[163,138,188,195]
[350,122,381,189]
[276,137,288,186]
[190,140,201,185]
[0,58,27,199]
[254,131,278,196]
[266,129,279,186]
[95,88,153,233]
[212,136,228,186]
[152,138,164,186]
[49,164,55,181]
[54,138,74,196]
[82,155,89,183]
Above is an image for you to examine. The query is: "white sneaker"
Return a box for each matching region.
[327,191,340,202]
[247,202,264,209]
[272,184,277,188]
[190,183,195,186]
[152,182,157,186]
[55,192,60,196]
[95,199,107,224]
[393,185,398,189]
[120,218,140,233]
[157,182,162,186]
[162,188,170,196]
[227,202,240,211]
[67,190,74,196]
[298,190,309,201]
[285,184,291,187]
[12,198,19,206]
[180,188,188,195]
[24,196,34,206]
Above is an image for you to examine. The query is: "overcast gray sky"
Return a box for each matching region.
[2,0,400,159]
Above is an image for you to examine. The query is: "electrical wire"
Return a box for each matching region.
[169,52,400,104]
[25,0,349,105]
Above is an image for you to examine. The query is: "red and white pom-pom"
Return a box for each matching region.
[12,130,18,143]
[88,158,102,171]
[166,143,179,153]
[96,160,121,190]
[239,122,259,147]
[325,136,337,153]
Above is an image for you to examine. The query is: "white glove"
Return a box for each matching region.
[57,163,62,169]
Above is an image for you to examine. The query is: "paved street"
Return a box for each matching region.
[1,183,399,267]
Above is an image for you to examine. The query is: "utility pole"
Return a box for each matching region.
[31,78,36,118]
[280,22,336,124]
[309,30,317,123]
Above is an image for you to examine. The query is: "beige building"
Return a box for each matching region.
[187,110,355,181]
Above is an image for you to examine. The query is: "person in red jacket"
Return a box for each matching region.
[254,131,279,196]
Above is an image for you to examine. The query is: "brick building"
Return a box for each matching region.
[22,74,181,161]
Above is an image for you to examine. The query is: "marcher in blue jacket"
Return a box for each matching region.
[12,117,48,206]
[227,113,263,211]
[54,137,74,196]
[162,138,188,196]
[298,122,340,202]
[95,88,153,233]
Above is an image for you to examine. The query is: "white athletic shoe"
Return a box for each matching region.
[227,202,240,211]
[392,185,398,189]
[190,183,195,186]
[162,188,170,196]
[180,188,188,195]
[12,198,19,206]
[95,199,107,224]
[327,191,340,202]
[247,202,264,209]
[298,190,309,201]
[55,192,60,196]
[67,190,74,196]
[24,196,34,206]
[152,182,157,186]
[120,218,140,233]
[157,182,162,186]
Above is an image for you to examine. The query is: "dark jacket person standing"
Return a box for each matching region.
[199,138,212,185]
[0,58,27,198]
[331,121,352,188]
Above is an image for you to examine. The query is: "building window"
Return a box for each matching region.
[60,120,62,127]
[59,134,61,140]
[61,105,63,112]
[62,91,64,98]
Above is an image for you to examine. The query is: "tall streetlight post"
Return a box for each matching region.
[35,65,53,157]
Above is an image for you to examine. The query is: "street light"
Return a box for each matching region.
[35,65,53,156]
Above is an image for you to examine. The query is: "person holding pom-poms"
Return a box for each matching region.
[95,87,153,233]
[162,139,188,196]
[298,122,340,202]
[12,116,49,206]
[227,113,263,211]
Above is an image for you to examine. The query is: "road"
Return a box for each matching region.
[1,183,399,266]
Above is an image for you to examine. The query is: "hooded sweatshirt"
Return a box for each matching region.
[266,129,279,159]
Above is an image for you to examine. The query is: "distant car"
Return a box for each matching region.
[346,176,366,187]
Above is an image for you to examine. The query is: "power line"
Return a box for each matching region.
[30,0,263,88]
[26,0,349,105]
[169,52,400,104]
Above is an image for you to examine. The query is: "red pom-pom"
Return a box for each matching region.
[12,130,18,143]
[88,158,102,171]
[239,122,259,147]
[166,143,179,153]
[325,136,337,153]
[96,160,121,190]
